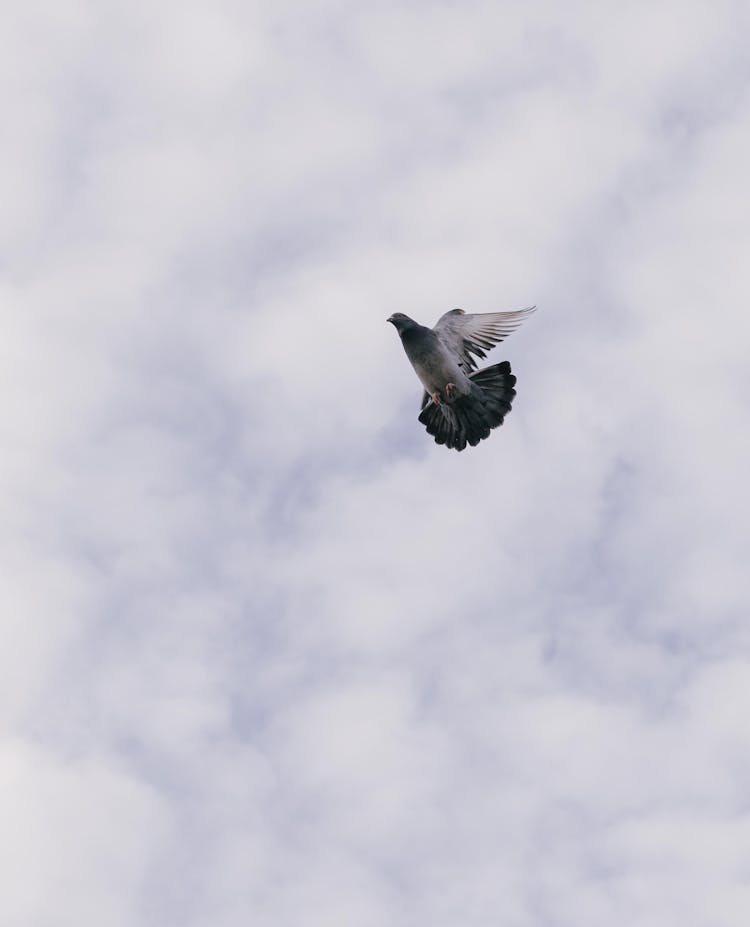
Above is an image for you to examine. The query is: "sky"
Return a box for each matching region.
[2,1,750,924]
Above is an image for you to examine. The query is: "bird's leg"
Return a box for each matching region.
[444,382,458,402]
[430,391,442,406]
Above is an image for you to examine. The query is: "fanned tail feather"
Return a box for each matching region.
[417,361,518,451]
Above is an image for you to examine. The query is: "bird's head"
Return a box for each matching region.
[387,312,417,335]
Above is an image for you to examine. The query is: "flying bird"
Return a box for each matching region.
[387,306,536,451]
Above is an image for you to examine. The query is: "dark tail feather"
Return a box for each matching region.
[417,361,518,451]
[470,361,517,429]
[419,400,465,450]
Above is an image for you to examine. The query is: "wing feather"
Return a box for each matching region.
[432,306,536,372]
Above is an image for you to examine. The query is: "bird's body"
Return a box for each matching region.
[387,306,536,451]
[397,322,472,399]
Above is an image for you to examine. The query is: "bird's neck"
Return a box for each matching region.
[400,324,434,363]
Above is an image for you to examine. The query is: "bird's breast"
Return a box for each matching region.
[402,331,465,394]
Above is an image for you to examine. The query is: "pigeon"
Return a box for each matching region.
[387,306,536,451]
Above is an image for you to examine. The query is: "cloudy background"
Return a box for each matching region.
[3,1,750,924]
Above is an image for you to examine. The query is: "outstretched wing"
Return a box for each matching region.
[432,306,536,373]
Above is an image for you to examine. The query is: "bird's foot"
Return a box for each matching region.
[444,382,458,401]
[430,391,442,406]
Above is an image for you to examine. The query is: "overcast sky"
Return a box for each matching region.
[3,2,750,925]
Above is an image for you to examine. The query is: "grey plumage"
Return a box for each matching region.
[387,306,535,451]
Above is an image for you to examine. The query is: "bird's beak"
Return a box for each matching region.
[386,315,394,324]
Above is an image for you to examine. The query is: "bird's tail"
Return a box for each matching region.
[469,360,517,427]
[418,361,517,451]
